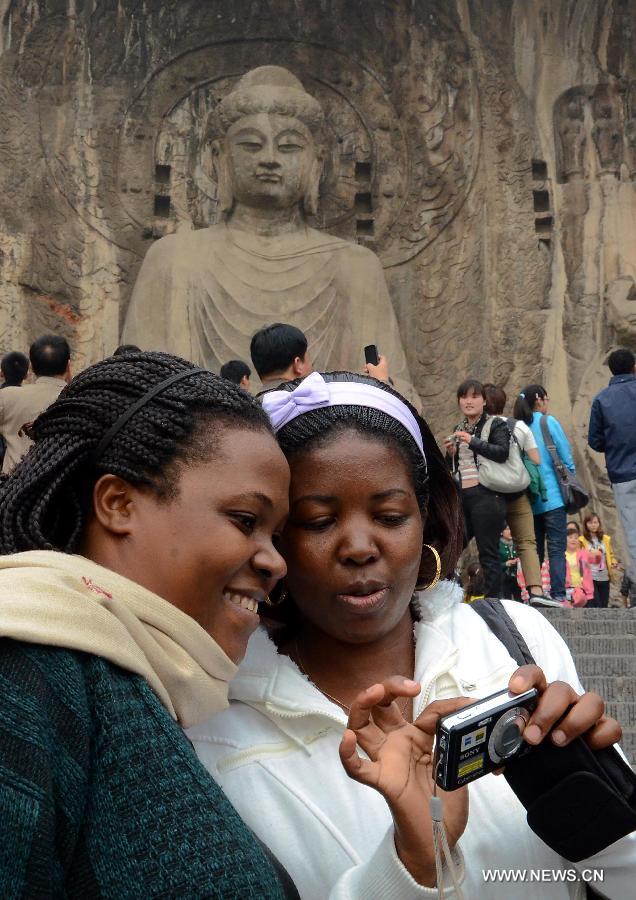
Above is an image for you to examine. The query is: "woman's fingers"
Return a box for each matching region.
[547,691,605,747]
[415,697,475,737]
[521,679,620,750]
[582,715,622,750]
[339,728,377,786]
[508,667,616,749]
[508,664,548,696]
[345,678,426,763]
[523,680,579,745]
[347,677,421,733]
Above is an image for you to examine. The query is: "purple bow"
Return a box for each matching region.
[261,371,331,431]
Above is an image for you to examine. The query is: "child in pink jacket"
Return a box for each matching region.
[537,523,594,606]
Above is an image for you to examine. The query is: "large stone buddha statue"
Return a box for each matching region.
[123,66,416,399]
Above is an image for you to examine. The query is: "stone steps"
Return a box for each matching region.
[538,609,635,765]
[564,636,635,655]
[571,654,635,676]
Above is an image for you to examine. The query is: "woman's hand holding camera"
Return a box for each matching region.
[453,430,472,445]
[338,666,621,884]
[509,665,622,751]
[443,435,457,456]
[339,677,471,886]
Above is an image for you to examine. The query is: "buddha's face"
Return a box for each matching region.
[224,113,318,210]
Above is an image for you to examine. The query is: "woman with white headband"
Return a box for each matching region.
[190,372,632,899]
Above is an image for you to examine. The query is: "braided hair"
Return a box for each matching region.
[273,372,463,584]
[0,352,270,555]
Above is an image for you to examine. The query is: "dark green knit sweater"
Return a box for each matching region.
[0,639,289,898]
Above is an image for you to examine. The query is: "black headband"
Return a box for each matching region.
[92,367,207,463]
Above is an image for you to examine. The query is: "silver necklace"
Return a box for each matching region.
[293,638,413,720]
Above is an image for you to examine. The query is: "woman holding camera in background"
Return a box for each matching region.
[190,371,633,899]
[444,379,509,598]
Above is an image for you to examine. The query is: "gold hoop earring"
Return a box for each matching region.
[416,544,441,591]
[264,589,288,608]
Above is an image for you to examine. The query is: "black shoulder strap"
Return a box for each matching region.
[505,416,523,449]
[471,599,536,667]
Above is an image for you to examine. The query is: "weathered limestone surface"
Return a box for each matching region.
[0,0,634,549]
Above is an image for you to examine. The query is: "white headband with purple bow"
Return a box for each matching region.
[261,371,425,459]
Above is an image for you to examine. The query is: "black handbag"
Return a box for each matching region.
[539,415,589,513]
[472,599,636,862]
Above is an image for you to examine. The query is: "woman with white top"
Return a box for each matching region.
[190,371,632,900]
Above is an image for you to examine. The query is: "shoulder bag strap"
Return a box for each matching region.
[539,414,564,471]
[471,598,536,667]
[470,415,490,469]
[505,417,522,448]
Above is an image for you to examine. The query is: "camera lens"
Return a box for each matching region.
[489,707,531,763]
[497,718,524,757]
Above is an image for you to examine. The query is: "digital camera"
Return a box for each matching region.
[434,687,539,791]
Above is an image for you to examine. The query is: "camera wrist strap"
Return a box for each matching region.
[430,753,464,900]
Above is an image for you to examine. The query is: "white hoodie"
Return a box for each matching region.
[189,581,635,899]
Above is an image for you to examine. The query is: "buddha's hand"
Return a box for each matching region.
[339,677,471,886]
[508,665,622,750]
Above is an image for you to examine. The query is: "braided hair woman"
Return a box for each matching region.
[0,350,300,897]
[190,371,630,900]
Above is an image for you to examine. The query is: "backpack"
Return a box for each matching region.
[475,417,531,493]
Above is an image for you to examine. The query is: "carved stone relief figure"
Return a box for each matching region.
[625,82,636,181]
[606,276,636,343]
[123,66,416,401]
[558,95,586,181]
[592,90,623,176]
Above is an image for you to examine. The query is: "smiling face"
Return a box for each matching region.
[458,388,485,420]
[116,426,289,662]
[225,112,319,210]
[281,430,424,645]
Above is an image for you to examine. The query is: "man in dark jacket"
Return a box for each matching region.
[588,348,636,580]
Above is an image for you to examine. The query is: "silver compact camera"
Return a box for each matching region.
[434,687,539,791]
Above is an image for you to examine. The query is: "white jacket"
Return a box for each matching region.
[189,582,635,899]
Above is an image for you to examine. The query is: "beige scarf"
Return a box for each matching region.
[0,550,237,728]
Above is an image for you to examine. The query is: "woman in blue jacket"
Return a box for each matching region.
[514,385,576,604]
